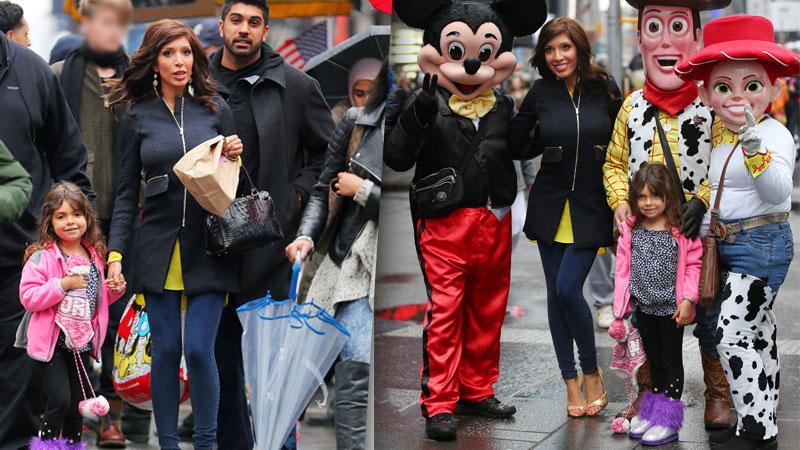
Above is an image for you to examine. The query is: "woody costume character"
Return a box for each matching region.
[676,15,799,450]
[384,0,547,441]
[602,0,733,429]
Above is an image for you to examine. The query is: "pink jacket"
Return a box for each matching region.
[613,217,702,323]
[19,242,124,362]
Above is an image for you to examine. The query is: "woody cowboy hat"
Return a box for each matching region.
[675,15,800,81]
[625,0,730,10]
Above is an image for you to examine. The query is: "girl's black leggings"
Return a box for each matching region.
[39,348,89,444]
[636,310,685,400]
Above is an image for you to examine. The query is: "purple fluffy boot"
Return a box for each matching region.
[637,390,659,421]
[628,390,659,439]
[640,393,685,446]
[29,437,68,450]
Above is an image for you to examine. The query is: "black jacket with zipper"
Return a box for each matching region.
[296,105,382,266]
[0,32,93,267]
[109,96,239,296]
[384,87,519,210]
[508,77,621,248]
[209,45,333,302]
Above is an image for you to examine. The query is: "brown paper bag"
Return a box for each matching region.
[173,135,239,216]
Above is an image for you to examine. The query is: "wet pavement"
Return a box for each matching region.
[374,189,800,449]
[83,402,335,449]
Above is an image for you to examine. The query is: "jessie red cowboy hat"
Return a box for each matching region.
[675,15,800,81]
[625,0,730,10]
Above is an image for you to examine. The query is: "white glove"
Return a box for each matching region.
[738,105,762,156]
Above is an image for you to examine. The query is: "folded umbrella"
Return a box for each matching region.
[238,260,350,449]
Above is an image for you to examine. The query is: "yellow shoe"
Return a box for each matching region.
[585,369,608,416]
[566,375,586,418]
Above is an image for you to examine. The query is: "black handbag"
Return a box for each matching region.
[409,124,485,218]
[205,165,284,255]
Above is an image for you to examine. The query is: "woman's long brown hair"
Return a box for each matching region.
[24,182,106,262]
[531,17,617,99]
[628,162,683,229]
[107,19,218,111]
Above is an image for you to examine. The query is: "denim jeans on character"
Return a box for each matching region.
[146,290,224,450]
[335,297,373,363]
[717,220,794,293]
[537,242,599,380]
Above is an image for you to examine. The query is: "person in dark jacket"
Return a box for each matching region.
[385,0,547,441]
[0,29,93,450]
[106,20,242,450]
[286,63,388,450]
[507,17,621,418]
[51,1,135,445]
[0,139,31,223]
[208,2,333,448]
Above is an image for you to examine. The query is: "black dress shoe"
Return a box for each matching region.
[709,426,736,444]
[426,413,457,441]
[712,433,777,450]
[455,397,517,418]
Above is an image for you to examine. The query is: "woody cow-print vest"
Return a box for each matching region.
[626,90,713,195]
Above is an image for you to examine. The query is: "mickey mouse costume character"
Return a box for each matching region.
[676,15,799,450]
[384,0,547,441]
[602,0,734,430]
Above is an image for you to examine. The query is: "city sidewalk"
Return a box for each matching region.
[374,190,800,449]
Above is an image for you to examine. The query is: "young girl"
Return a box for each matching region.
[609,163,703,446]
[19,182,125,449]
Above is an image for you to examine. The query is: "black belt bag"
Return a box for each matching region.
[409,124,485,218]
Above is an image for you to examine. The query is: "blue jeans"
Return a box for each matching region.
[718,219,794,292]
[335,297,373,363]
[147,290,224,450]
[537,242,599,380]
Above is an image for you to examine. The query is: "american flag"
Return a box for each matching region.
[276,22,329,70]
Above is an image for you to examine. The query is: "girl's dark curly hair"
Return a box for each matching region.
[24,182,106,262]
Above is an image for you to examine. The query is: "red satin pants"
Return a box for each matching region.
[415,207,512,417]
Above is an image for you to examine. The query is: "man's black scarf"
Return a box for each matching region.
[60,43,128,123]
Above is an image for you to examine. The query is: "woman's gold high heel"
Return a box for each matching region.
[566,375,586,418]
[585,368,608,416]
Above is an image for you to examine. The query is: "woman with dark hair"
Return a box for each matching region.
[508,17,622,418]
[284,63,389,450]
[106,19,242,450]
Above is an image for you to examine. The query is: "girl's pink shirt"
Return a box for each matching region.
[19,241,124,362]
[612,217,703,323]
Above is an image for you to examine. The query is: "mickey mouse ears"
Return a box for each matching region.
[675,15,800,80]
[625,0,731,10]
[394,0,547,37]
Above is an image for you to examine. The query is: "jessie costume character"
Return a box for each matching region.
[602,0,734,430]
[384,0,546,441]
[676,15,799,449]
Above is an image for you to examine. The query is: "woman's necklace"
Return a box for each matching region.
[163,96,189,227]
[163,96,185,138]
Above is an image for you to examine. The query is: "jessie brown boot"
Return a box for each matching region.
[616,359,651,420]
[701,349,732,430]
[97,398,127,448]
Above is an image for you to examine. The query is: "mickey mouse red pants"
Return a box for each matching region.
[414,207,511,417]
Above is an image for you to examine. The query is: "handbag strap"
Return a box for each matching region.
[708,143,739,230]
[654,111,686,205]
[240,163,258,194]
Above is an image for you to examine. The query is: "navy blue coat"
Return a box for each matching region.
[109,96,239,295]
